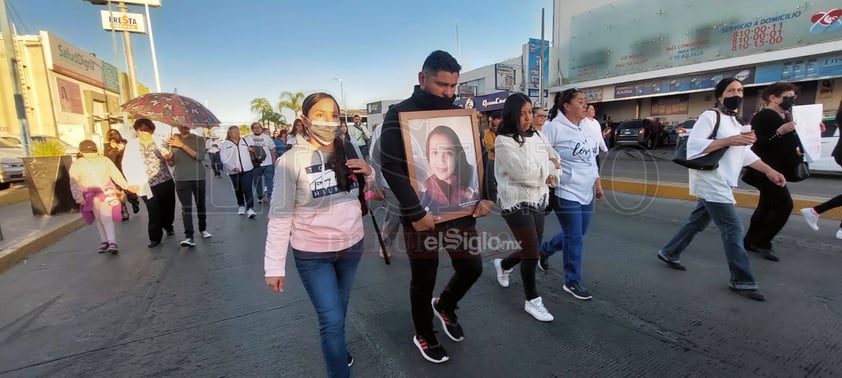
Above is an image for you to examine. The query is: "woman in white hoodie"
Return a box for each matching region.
[539,88,604,301]
[220,126,256,218]
[492,93,560,322]
[264,92,374,377]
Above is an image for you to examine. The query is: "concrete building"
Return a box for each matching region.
[549,0,842,128]
[0,31,146,148]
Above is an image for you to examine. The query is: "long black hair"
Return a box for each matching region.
[497,93,532,146]
[301,92,354,192]
[425,125,473,189]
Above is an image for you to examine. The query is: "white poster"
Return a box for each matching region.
[791,104,823,162]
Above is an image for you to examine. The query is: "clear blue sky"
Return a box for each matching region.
[8,0,553,124]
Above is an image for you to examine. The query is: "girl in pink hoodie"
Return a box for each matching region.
[264,92,374,377]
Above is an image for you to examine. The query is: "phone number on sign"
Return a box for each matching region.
[732,22,784,51]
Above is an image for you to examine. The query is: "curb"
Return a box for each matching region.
[603,177,842,220]
[0,215,85,274]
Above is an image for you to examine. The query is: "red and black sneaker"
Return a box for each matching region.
[432,297,464,342]
[413,334,449,364]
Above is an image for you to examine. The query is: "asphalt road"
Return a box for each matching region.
[601,144,841,198]
[1,176,841,377]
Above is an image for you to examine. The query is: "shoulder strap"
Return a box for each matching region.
[707,108,721,140]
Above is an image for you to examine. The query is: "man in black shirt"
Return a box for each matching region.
[380,50,494,364]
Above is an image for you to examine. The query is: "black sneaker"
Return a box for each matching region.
[413,334,449,364]
[431,298,464,342]
[347,352,353,367]
[538,253,549,272]
[97,242,109,253]
[107,243,119,255]
[179,238,196,247]
[563,282,593,300]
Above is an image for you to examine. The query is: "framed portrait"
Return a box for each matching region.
[400,108,483,223]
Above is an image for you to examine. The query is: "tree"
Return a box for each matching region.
[250,98,273,129]
[278,91,305,120]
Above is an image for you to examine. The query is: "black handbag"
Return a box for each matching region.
[785,131,810,182]
[673,109,728,170]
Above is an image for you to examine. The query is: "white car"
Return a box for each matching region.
[0,139,25,190]
[810,118,841,174]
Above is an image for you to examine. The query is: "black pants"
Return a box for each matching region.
[209,152,223,177]
[815,194,842,228]
[142,179,176,243]
[500,207,545,300]
[229,170,254,210]
[744,170,793,249]
[175,180,207,238]
[403,218,483,337]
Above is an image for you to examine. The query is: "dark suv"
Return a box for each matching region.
[613,118,667,150]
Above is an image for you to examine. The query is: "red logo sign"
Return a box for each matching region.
[812,9,841,25]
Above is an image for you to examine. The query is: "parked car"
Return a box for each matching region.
[0,139,25,190]
[809,116,841,174]
[613,118,668,150]
[674,118,698,144]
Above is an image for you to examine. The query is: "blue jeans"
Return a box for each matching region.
[253,164,274,200]
[541,197,593,285]
[659,200,758,290]
[293,240,363,378]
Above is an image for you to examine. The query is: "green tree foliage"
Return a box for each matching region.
[278,91,305,120]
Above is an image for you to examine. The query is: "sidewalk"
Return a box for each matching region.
[0,177,839,274]
[0,187,84,272]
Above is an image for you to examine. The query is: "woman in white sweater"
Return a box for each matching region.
[492,93,560,322]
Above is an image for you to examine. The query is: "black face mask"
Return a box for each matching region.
[780,96,795,111]
[722,96,742,111]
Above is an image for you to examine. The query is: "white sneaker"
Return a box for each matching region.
[179,238,196,247]
[800,208,820,231]
[247,209,256,219]
[201,230,212,238]
[836,228,842,240]
[524,297,554,322]
[493,258,511,288]
[237,206,246,215]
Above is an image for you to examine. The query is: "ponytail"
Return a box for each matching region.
[330,138,353,192]
[548,91,562,121]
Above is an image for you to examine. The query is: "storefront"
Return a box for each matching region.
[550,0,842,128]
[455,91,509,130]
[0,31,140,148]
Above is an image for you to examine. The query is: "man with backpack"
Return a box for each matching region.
[246,123,276,203]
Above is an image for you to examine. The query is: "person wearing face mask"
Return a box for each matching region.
[380,50,495,364]
[264,92,374,378]
[656,78,786,301]
[103,128,140,217]
[123,118,177,248]
[742,82,803,262]
[70,140,130,254]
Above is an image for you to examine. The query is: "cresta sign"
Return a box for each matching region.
[100,11,147,33]
[87,0,161,7]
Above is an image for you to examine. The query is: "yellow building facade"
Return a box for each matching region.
[0,31,146,147]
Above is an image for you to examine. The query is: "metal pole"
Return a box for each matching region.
[145,3,160,92]
[335,78,346,122]
[119,2,138,98]
[539,8,545,108]
[1,0,30,156]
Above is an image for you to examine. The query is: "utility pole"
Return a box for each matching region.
[539,8,546,108]
[1,0,30,156]
[113,1,138,98]
[335,78,346,123]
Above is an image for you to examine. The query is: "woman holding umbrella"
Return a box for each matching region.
[221,126,257,218]
[123,118,177,248]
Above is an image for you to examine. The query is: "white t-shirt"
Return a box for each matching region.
[245,133,274,167]
[686,110,760,204]
[584,117,608,152]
